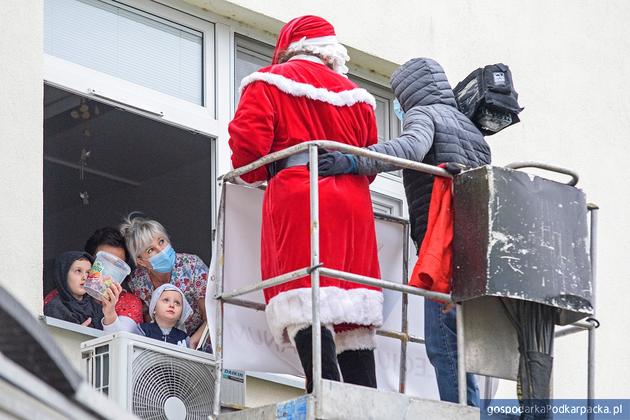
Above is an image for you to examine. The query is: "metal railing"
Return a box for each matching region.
[210,141,598,417]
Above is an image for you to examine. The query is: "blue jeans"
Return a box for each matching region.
[424,299,480,407]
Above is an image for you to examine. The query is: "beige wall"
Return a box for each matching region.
[1,0,627,406]
[189,0,630,399]
[245,376,303,408]
[0,0,43,314]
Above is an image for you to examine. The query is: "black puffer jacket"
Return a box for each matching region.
[355,58,491,248]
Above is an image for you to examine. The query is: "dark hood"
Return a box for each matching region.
[54,251,94,302]
[45,251,103,329]
[390,58,458,111]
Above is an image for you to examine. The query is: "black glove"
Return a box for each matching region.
[444,162,468,175]
[315,151,358,176]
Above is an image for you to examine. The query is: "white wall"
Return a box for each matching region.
[1,0,626,405]
[0,0,43,314]
[184,0,630,399]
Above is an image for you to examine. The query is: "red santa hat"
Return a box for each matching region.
[273,15,350,75]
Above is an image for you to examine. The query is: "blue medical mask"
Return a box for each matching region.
[149,244,176,273]
[393,99,405,122]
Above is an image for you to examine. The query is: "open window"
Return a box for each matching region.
[43,84,214,295]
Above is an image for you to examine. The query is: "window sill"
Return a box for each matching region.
[40,316,105,338]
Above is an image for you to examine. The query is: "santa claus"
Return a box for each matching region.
[228,15,383,391]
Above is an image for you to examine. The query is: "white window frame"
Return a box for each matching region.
[44,0,217,135]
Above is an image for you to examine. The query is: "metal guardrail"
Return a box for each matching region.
[210,141,598,417]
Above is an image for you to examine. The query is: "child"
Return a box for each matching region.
[102,283,192,348]
[43,251,104,329]
[44,227,144,324]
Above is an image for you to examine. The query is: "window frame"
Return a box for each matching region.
[42,0,221,330]
[43,0,217,135]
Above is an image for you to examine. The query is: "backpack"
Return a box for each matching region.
[453,63,524,135]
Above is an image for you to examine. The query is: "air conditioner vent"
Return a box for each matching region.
[131,347,215,420]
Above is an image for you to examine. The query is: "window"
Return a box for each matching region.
[234,35,274,102]
[45,0,204,105]
[43,85,213,296]
[350,76,403,181]
[349,76,401,144]
[44,0,216,134]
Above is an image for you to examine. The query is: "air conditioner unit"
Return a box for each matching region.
[81,331,217,419]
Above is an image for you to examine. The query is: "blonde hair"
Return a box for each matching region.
[119,213,170,263]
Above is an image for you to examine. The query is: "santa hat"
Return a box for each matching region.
[273,15,350,75]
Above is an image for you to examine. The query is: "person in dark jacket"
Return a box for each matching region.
[43,251,104,329]
[317,57,490,406]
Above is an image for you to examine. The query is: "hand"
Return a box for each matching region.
[442,302,455,313]
[102,280,122,326]
[315,152,357,177]
[189,322,207,350]
[81,317,92,327]
[444,162,467,175]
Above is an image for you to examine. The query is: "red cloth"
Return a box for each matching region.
[409,166,454,296]
[272,16,336,64]
[114,291,144,324]
[229,58,382,343]
[44,289,144,324]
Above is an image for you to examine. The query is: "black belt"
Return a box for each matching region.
[268,151,310,178]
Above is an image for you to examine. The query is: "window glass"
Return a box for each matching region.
[234,36,273,102]
[44,0,205,105]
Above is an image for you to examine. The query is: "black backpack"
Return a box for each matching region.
[453,63,524,135]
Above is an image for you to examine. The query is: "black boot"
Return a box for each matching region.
[293,326,340,393]
[337,349,377,388]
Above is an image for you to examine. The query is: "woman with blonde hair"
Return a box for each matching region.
[120,213,210,352]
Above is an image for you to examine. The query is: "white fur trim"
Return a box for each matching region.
[288,36,339,49]
[239,72,376,109]
[335,327,376,353]
[265,287,383,345]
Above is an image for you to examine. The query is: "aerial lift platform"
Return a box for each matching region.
[210,141,598,420]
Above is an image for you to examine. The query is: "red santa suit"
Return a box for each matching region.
[228,19,383,352]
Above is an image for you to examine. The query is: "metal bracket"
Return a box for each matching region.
[307,262,324,274]
[505,161,579,186]
[585,317,601,329]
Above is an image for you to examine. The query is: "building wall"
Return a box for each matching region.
[1,0,628,407]
[245,376,303,408]
[187,0,630,400]
[0,0,43,314]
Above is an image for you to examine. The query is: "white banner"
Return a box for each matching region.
[207,183,492,398]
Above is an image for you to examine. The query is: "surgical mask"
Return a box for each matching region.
[149,244,176,273]
[393,99,405,122]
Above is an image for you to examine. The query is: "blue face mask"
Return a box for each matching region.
[393,99,405,122]
[149,244,176,273]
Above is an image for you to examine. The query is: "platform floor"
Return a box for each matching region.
[220,379,480,420]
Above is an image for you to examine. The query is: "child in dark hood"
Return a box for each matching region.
[43,251,104,329]
[101,283,192,348]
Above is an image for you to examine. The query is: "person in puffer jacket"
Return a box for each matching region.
[317,57,490,406]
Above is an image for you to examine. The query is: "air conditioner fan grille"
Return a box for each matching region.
[131,348,214,420]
